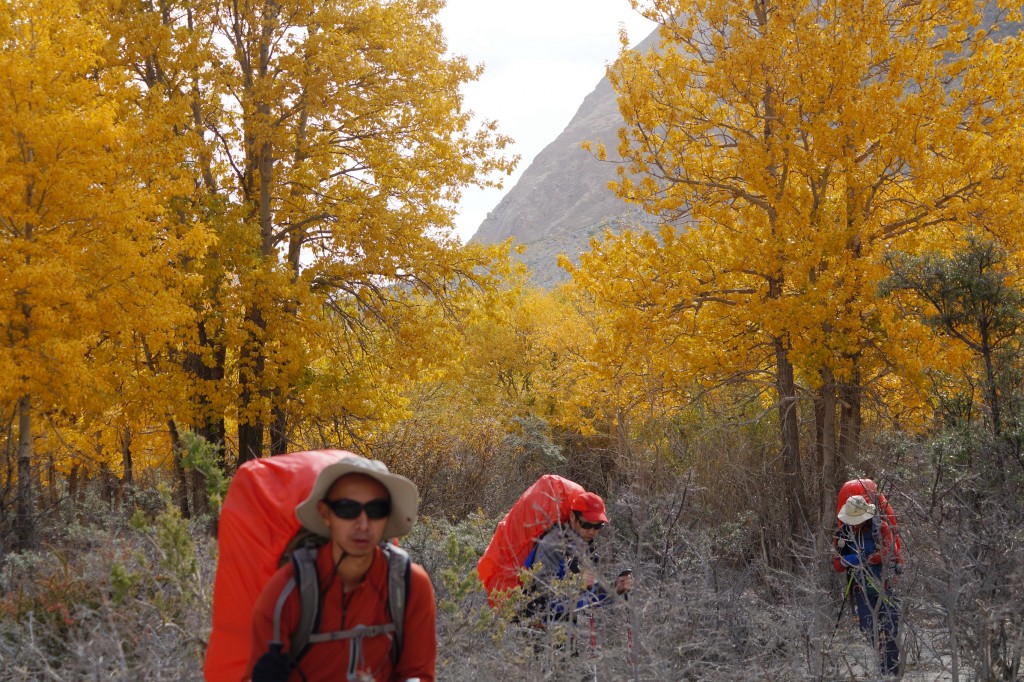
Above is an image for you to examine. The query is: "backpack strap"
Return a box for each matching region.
[273,542,411,670]
[307,622,397,642]
[524,525,558,570]
[524,542,540,570]
[864,489,902,569]
[285,544,322,663]
[381,542,411,663]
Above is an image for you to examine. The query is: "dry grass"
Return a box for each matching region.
[1,435,1021,681]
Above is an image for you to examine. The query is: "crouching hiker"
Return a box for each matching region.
[832,493,902,678]
[522,492,633,628]
[246,456,436,682]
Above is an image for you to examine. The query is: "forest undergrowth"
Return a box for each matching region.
[1,430,1021,681]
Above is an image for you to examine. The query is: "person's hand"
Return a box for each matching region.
[615,569,633,595]
[252,645,292,682]
[582,570,596,589]
[867,552,882,565]
[841,553,861,567]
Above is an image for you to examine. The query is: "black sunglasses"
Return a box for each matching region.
[323,498,391,520]
[577,518,607,531]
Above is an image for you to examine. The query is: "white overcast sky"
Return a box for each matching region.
[437,1,657,243]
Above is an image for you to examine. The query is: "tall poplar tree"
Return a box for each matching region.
[117,0,512,464]
[113,0,515,465]
[0,0,205,547]
[575,0,1024,538]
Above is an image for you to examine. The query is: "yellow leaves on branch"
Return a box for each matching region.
[0,0,201,416]
[0,0,518,473]
[192,0,516,441]
[567,0,1024,430]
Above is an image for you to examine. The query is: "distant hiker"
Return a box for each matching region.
[245,456,436,682]
[833,492,902,678]
[522,491,632,624]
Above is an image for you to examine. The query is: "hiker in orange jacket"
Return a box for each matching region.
[245,457,436,682]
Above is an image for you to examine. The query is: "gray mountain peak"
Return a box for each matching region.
[469,29,660,288]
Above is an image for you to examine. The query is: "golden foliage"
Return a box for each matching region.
[0,0,207,424]
[567,0,1024,443]
[2,0,519,490]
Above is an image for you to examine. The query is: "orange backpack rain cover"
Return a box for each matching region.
[204,449,355,682]
[476,474,585,606]
[836,478,904,566]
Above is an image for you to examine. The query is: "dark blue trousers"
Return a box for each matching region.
[852,587,900,677]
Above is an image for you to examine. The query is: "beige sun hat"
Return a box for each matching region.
[838,494,877,525]
[295,455,418,539]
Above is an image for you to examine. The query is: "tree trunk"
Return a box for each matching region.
[198,420,226,458]
[191,468,210,517]
[100,462,118,506]
[237,303,267,464]
[611,408,631,489]
[271,404,288,456]
[236,110,274,467]
[185,317,227,457]
[167,419,191,518]
[979,331,1007,480]
[14,394,35,551]
[838,370,862,481]
[117,428,135,510]
[119,426,134,488]
[68,463,80,504]
[775,339,809,546]
[48,452,58,507]
[980,327,1002,438]
[815,368,838,526]
[237,419,264,463]
[238,0,280,465]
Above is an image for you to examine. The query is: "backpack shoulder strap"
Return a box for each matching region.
[524,525,558,569]
[284,544,321,662]
[275,543,410,666]
[381,543,411,663]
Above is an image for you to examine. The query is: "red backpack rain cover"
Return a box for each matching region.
[204,449,355,682]
[477,474,585,606]
[835,478,904,567]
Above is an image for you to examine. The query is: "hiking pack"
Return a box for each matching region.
[834,478,905,569]
[204,449,410,682]
[477,474,585,606]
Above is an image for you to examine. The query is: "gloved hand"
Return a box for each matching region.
[615,569,633,595]
[867,553,882,565]
[252,644,293,682]
[840,553,861,567]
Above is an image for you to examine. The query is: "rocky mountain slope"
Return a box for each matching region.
[469,28,660,288]
[468,4,1019,289]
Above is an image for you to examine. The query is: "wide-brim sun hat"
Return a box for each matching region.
[295,455,418,539]
[838,494,876,525]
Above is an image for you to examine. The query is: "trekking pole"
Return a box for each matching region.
[626,595,639,682]
[590,610,598,682]
[831,574,853,640]
[619,569,639,682]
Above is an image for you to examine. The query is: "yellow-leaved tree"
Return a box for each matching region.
[109,0,517,468]
[558,228,719,460]
[0,0,208,548]
[572,0,1024,538]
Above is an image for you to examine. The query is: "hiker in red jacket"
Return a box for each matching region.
[832,493,901,677]
[245,456,436,682]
